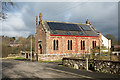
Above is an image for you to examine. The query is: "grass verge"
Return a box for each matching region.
[1,56,26,60]
[39,60,62,63]
[58,64,63,66]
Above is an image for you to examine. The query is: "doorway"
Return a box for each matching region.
[39,44,42,54]
[26,53,28,58]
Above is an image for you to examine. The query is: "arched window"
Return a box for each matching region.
[81,40,85,50]
[56,40,58,50]
[70,40,72,50]
[92,41,94,48]
[53,40,59,50]
[95,41,96,47]
[68,40,72,50]
[83,41,85,50]
[93,41,96,49]
[68,40,69,50]
[53,40,55,50]
[81,40,83,50]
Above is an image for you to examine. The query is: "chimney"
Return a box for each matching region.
[39,13,42,24]
[86,19,90,24]
[36,16,38,26]
[89,22,92,25]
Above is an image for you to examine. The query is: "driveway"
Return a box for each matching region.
[1,59,120,80]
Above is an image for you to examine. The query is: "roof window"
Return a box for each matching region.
[53,30,57,34]
[67,32,71,35]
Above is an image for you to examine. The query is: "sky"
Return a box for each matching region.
[1,2,119,39]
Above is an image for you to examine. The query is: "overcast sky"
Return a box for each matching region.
[2,2,118,38]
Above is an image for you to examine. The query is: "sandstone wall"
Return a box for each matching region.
[62,58,120,74]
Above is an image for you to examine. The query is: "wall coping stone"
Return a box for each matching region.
[63,57,120,63]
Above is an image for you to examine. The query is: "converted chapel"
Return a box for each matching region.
[35,13,111,57]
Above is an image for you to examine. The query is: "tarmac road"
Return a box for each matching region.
[1,59,120,80]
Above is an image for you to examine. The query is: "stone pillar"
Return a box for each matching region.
[86,58,88,70]
[25,52,26,58]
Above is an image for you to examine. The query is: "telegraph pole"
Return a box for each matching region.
[31,35,32,61]
[99,37,101,60]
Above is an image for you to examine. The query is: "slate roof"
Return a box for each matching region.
[44,21,98,37]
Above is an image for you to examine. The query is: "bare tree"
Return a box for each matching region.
[1,1,15,20]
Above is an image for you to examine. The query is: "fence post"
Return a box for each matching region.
[86,58,88,70]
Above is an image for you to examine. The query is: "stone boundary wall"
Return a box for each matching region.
[93,60,120,74]
[8,54,21,57]
[20,51,91,61]
[62,58,120,74]
[63,58,87,70]
[37,53,90,61]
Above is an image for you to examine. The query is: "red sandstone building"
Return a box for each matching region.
[35,13,104,56]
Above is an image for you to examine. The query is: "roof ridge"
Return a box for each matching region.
[44,20,88,25]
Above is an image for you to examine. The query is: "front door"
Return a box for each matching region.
[26,53,28,58]
[38,44,42,54]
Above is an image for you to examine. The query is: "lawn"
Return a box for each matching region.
[39,59,62,63]
[1,56,27,60]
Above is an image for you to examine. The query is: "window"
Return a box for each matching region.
[92,41,96,49]
[81,40,85,50]
[70,40,72,50]
[68,40,69,50]
[67,32,71,35]
[53,30,57,34]
[92,41,94,48]
[68,40,72,50]
[79,32,83,35]
[53,40,59,50]
[81,40,82,50]
[56,40,58,50]
[83,41,85,50]
[95,41,96,47]
[53,40,55,50]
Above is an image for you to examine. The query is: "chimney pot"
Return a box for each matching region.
[39,13,42,23]
[86,19,90,24]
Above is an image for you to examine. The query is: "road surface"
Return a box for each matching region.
[1,59,120,80]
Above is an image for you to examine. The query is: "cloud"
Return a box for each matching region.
[2,12,30,37]
[2,31,31,37]
[2,2,118,38]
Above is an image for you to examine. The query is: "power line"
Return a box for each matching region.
[52,3,86,19]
